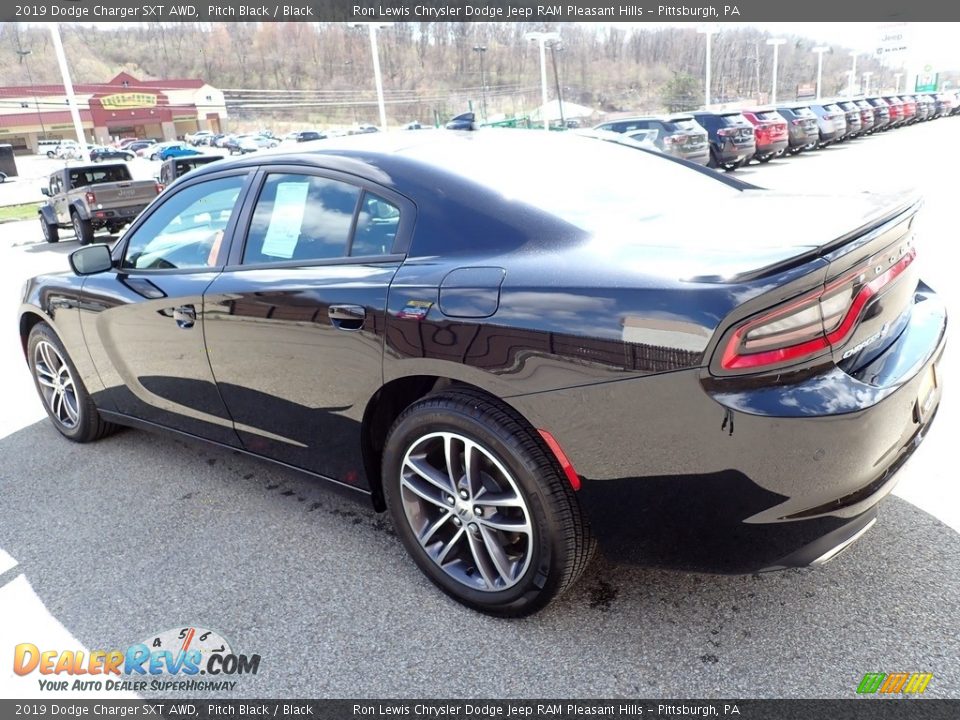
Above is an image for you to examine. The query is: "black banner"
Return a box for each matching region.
[4,0,960,23]
[1,700,959,720]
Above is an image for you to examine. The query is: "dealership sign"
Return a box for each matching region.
[876,22,908,59]
[100,93,158,109]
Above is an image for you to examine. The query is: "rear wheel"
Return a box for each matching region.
[27,323,117,443]
[383,390,595,616]
[72,212,94,245]
[40,216,59,243]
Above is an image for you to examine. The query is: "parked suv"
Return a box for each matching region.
[835,101,863,138]
[807,104,843,146]
[864,97,892,131]
[689,111,756,170]
[882,96,906,128]
[897,95,918,124]
[741,109,789,162]
[774,105,819,154]
[593,115,710,165]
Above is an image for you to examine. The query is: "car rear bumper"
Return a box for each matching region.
[511,286,947,573]
[755,138,789,156]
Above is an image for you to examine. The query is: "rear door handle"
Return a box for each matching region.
[172,304,196,329]
[328,304,366,331]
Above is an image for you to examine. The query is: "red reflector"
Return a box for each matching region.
[538,429,581,491]
[85,191,96,204]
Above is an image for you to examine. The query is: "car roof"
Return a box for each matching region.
[185,128,691,190]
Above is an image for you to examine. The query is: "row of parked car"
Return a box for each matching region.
[596,91,960,171]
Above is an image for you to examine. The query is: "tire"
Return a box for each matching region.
[382,389,595,617]
[40,216,59,243]
[27,323,118,443]
[150,153,160,161]
[72,212,94,246]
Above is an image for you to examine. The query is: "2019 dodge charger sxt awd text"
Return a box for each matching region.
[18,132,946,616]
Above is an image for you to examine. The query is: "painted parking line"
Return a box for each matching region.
[0,548,18,576]
[0,573,139,699]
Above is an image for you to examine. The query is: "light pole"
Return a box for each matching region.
[766,38,786,105]
[894,72,903,93]
[863,71,873,96]
[812,45,830,100]
[697,25,718,107]
[848,51,858,98]
[49,24,87,160]
[473,45,488,122]
[348,22,393,131]
[525,31,560,132]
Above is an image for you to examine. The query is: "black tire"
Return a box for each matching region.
[383,389,595,617]
[72,212,94,246]
[27,323,118,443]
[40,216,59,243]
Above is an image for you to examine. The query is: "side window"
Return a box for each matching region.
[121,175,245,271]
[351,192,400,257]
[242,173,360,264]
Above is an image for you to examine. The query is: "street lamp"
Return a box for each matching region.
[862,71,873,96]
[697,25,718,107]
[48,24,87,161]
[766,38,786,105]
[473,45,488,122]
[348,22,393,131]
[525,31,560,131]
[548,41,565,128]
[16,48,48,142]
[812,45,830,100]
[894,72,903,93]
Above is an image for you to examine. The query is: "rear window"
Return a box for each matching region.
[665,118,701,132]
[410,134,742,237]
[718,113,749,126]
[793,107,816,118]
[824,104,843,113]
[68,166,132,188]
[754,111,781,122]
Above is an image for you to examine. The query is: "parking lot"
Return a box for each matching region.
[1,118,958,699]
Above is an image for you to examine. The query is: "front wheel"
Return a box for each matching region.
[27,323,117,442]
[40,216,59,243]
[383,390,595,617]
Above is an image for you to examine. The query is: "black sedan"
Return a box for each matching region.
[89,146,135,162]
[18,132,946,616]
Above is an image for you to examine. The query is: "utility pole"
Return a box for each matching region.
[696,25,718,107]
[766,38,786,105]
[473,46,488,122]
[812,46,830,100]
[548,41,564,127]
[525,31,560,131]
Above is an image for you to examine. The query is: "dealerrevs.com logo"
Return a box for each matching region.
[13,626,261,692]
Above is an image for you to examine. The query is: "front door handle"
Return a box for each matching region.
[172,304,196,329]
[328,304,366,331]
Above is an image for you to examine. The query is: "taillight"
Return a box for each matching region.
[155,182,163,194]
[719,246,917,372]
[717,128,735,137]
[85,191,96,204]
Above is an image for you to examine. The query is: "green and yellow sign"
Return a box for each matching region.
[100,93,157,110]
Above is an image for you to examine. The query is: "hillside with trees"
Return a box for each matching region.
[0,22,935,127]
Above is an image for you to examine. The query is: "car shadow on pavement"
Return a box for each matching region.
[1,419,957,698]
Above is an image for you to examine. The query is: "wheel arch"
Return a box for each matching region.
[19,309,54,360]
[69,201,90,220]
[361,375,541,512]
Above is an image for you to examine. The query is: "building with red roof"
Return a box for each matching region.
[0,72,227,152]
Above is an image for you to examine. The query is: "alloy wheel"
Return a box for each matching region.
[33,340,80,429]
[399,431,533,592]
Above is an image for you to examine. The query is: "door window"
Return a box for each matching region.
[121,175,245,271]
[351,192,400,257]
[242,174,361,264]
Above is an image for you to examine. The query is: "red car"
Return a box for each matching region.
[898,95,918,124]
[742,109,789,163]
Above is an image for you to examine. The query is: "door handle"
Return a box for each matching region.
[172,304,196,329]
[328,304,366,331]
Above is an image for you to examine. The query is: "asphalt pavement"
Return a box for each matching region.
[1,118,958,699]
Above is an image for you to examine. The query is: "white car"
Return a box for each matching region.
[186,130,215,146]
[237,136,279,154]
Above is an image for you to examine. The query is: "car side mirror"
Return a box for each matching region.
[69,244,113,276]
[41,187,50,196]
